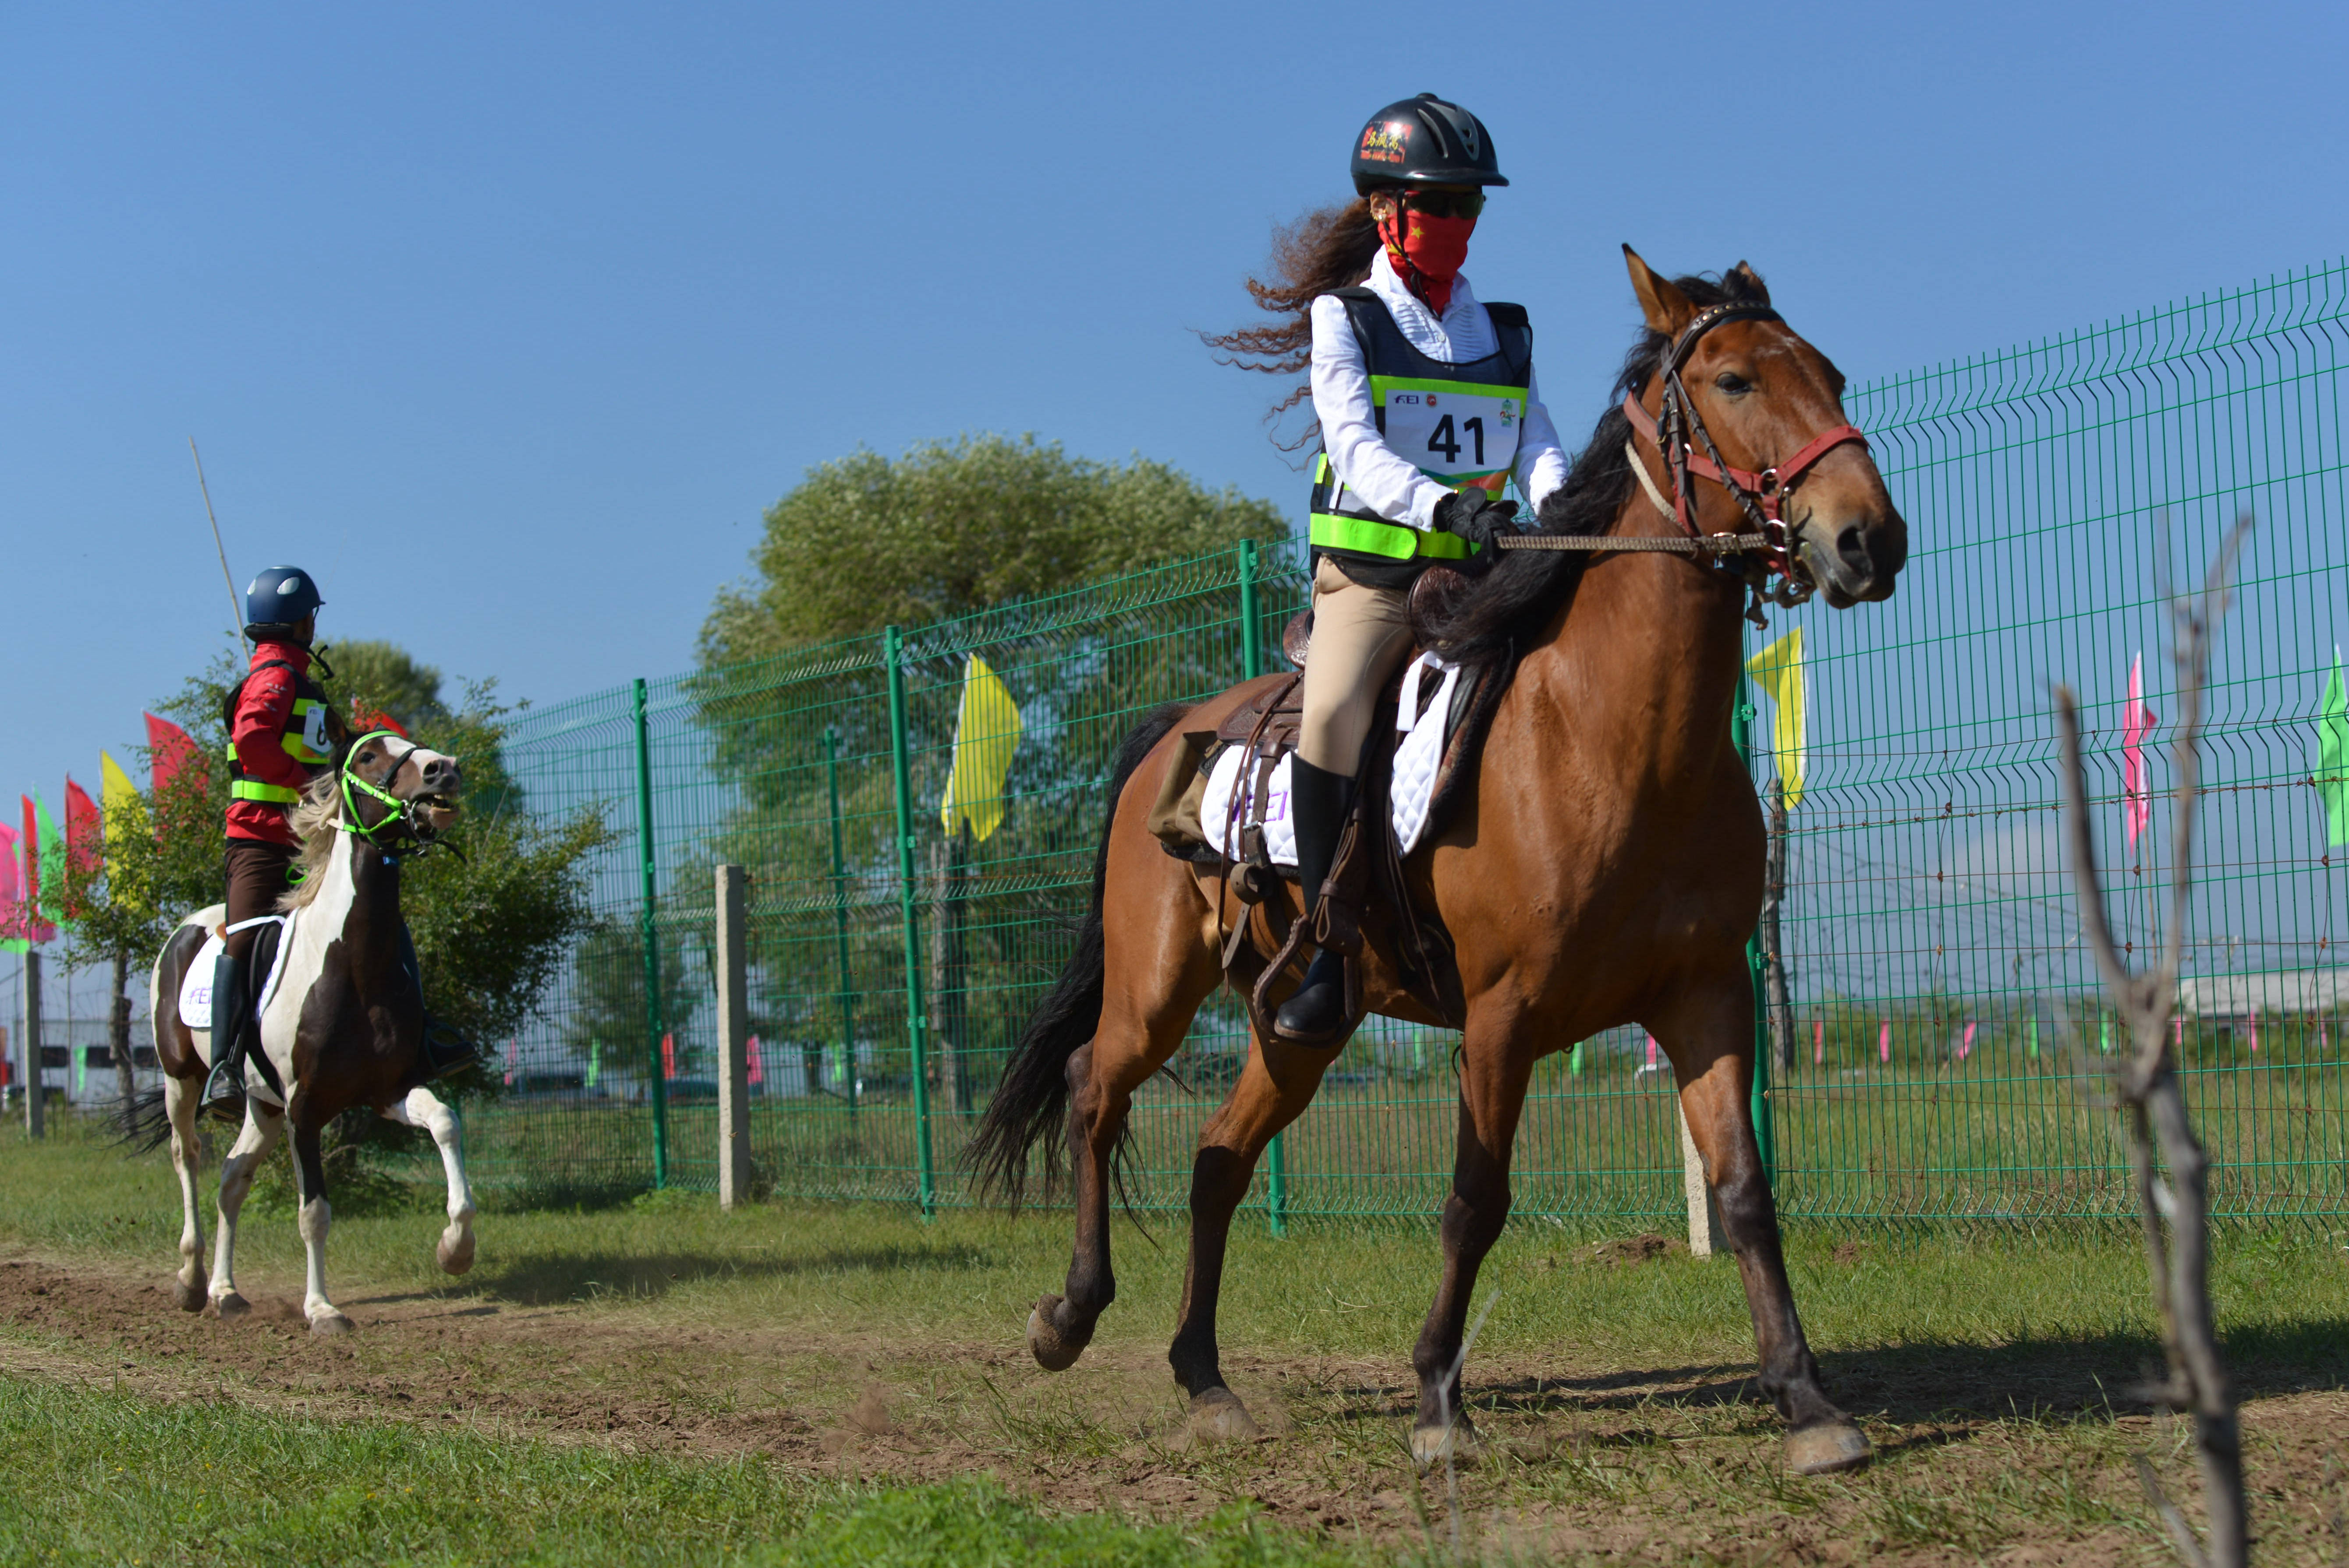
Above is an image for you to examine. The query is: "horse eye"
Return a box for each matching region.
[1715,372,1753,395]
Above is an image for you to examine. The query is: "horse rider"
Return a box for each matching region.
[1213,93,1571,1041]
[209,566,474,1101]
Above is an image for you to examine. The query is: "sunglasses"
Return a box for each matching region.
[1402,188,1486,221]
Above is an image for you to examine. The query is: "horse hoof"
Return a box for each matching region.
[1025,1294,1091,1372]
[308,1311,354,1338]
[212,1292,251,1321]
[173,1279,207,1314]
[437,1231,476,1276]
[1410,1417,1481,1469]
[1187,1387,1263,1444]
[1786,1422,1872,1475]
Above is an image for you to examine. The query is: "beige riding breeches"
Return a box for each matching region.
[1297,556,1416,774]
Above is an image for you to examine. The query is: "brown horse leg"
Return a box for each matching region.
[1655,977,1870,1475]
[1027,930,1219,1373]
[1166,1031,1336,1441]
[1406,1023,1533,1465]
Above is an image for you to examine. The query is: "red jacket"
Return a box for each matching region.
[225,641,331,846]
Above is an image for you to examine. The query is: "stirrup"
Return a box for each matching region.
[1272,950,1350,1046]
[199,1045,242,1108]
[419,1018,479,1082]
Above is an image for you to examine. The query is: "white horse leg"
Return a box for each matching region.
[291,1118,350,1334]
[386,1086,476,1275]
[165,1072,208,1312]
[209,1099,284,1320]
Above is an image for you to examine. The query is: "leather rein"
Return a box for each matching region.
[1493,299,1869,623]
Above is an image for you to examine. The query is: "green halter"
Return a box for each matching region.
[337,730,425,847]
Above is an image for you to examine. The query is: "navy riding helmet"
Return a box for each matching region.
[244,565,325,632]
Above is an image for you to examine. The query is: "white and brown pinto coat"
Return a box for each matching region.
[148,736,475,1334]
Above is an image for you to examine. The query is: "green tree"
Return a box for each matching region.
[322,640,450,733]
[698,434,1285,663]
[560,917,702,1078]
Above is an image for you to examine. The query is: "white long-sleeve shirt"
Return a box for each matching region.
[1309,249,1570,531]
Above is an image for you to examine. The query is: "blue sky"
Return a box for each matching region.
[4,0,2345,814]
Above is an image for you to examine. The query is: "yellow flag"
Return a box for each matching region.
[939,653,1022,843]
[1745,627,1806,809]
[99,752,138,876]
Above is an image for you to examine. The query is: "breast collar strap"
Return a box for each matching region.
[1619,300,1870,604]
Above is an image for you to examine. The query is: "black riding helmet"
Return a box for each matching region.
[1350,92,1507,195]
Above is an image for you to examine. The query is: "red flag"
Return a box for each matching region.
[661,1033,677,1080]
[144,712,205,796]
[64,778,100,878]
[350,701,411,739]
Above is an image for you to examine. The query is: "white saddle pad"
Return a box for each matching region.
[1198,653,1462,864]
[177,914,295,1033]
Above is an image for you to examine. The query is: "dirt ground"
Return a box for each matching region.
[4,1245,2343,1565]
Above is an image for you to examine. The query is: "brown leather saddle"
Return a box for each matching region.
[1150,609,1516,1047]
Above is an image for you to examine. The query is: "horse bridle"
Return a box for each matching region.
[1619,299,1871,611]
[337,730,446,853]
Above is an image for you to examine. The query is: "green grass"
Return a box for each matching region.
[7,1117,2348,1564]
[0,1376,1367,1568]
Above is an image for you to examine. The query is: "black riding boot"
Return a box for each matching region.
[1274,758,1357,1043]
[202,950,252,1106]
[399,922,479,1081]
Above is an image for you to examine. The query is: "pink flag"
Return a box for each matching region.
[1878,1021,1892,1062]
[1958,1021,1977,1060]
[1812,1020,1824,1065]
[2248,1008,2259,1055]
[747,1034,764,1087]
[503,1039,517,1087]
[1644,1034,1658,1068]
[2123,653,2157,850]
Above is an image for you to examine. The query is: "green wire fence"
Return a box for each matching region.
[470,260,2349,1229]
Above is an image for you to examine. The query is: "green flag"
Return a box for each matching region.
[2322,651,2349,846]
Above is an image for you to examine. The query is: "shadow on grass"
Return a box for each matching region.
[1306,1317,2349,1438]
[1406,1320,2349,1430]
[468,1243,1001,1306]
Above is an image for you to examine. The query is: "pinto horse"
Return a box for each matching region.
[970,248,1907,1475]
[132,732,475,1334]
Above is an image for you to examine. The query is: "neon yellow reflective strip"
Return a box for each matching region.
[231,779,302,803]
[280,733,329,764]
[1368,374,1524,403]
[1309,513,1473,560]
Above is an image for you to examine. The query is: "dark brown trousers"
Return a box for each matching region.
[222,838,298,962]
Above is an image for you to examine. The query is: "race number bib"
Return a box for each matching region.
[1377,381,1523,491]
[301,701,330,756]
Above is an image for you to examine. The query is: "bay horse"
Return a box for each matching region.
[133,731,476,1334]
[970,248,1907,1474]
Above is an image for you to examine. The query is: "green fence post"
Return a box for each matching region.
[825,726,859,1114]
[1729,673,1775,1182]
[884,626,937,1220]
[632,676,670,1190]
[1238,541,1290,1238]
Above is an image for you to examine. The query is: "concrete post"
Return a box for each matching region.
[715,864,752,1210]
[21,952,42,1139]
[1678,1101,1722,1257]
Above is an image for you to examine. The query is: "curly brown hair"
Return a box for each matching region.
[1201,198,1382,450]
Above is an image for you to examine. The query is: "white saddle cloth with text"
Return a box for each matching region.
[177,913,295,1034]
[1198,652,1460,865]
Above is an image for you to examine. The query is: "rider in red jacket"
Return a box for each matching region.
[209,566,336,1100]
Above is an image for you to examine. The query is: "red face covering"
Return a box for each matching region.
[1379,207,1476,315]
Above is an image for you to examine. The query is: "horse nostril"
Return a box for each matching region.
[1835,523,1873,574]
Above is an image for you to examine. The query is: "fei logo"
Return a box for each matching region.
[1358,120,1412,165]
[1390,393,1422,406]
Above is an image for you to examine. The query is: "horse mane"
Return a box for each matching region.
[1410,264,1774,664]
[278,772,344,911]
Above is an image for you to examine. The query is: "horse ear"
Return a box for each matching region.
[1623,244,1695,336]
[1729,259,1771,304]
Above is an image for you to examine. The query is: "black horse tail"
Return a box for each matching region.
[967,702,1190,1208]
[112,1083,243,1154]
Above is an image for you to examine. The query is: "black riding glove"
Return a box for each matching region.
[1432,490,1520,574]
